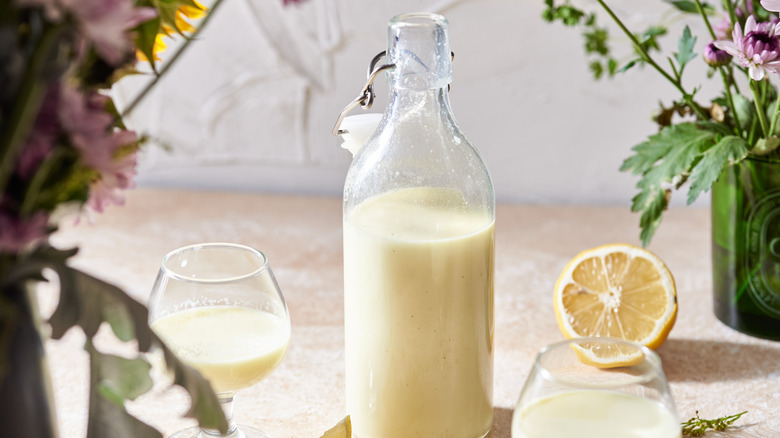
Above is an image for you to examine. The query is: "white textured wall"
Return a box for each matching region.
[116,0,714,206]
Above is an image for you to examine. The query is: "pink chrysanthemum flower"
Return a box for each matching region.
[704,42,732,67]
[58,84,138,213]
[714,15,780,80]
[15,0,156,65]
[762,0,780,13]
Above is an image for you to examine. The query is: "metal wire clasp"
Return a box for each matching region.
[331,51,395,136]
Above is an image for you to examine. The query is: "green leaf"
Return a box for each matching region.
[622,123,718,245]
[637,26,667,53]
[589,60,604,79]
[47,267,228,434]
[635,186,669,247]
[686,135,749,204]
[732,93,754,133]
[663,0,714,13]
[159,342,228,432]
[88,345,154,406]
[0,245,77,290]
[584,27,609,56]
[619,58,640,74]
[622,123,716,176]
[132,14,161,73]
[86,342,162,438]
[675,26,697,70]
[607,58,618,75]
[48,269,151,348]
[752,136,780,155]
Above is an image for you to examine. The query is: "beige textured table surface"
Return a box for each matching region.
[42,188,780,437]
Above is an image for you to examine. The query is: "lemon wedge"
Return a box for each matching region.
[554,243,677,359]
[320,416,351,438]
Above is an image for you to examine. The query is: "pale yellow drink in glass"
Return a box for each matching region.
[152,306,290,393]
[344,187,494,438]
[512,390,682,438]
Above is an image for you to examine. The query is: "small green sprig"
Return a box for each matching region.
[681,410,748,436]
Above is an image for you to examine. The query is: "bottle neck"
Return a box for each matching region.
[385,86,455,129]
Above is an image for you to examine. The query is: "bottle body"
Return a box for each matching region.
[344,188,494,438]
[712,155,780,339]
[342,13,494,438]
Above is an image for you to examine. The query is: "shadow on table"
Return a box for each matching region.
[659,338,780,383]
[487,407,513,438]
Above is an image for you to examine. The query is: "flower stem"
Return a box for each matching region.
[750,80,769,137]
[0,24,63,198]
[696,0,717,38]
[770,93,780,136]
[120,0,226,118]
[594,0,709,120]
[695,0,741,134]
[19,147,64,217]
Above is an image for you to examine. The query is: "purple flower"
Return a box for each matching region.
[58,84,138,213]
[703,42,733,67]
[0,210,49,254]
[714,15,780,80]
[15,0,156,65]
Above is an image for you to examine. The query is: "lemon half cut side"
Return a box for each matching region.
[554,243,678,361]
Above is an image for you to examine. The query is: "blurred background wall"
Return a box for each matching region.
[115,0,714,206]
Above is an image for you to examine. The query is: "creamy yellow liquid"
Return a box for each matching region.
[512,390,682,438]
[344,187,495,438]
[152,306,290,393]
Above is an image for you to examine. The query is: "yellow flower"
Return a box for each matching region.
[136,34,167,62]
[136,0,208,62]
[163,1,208,36]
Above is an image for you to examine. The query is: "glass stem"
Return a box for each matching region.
[202,396,238,437]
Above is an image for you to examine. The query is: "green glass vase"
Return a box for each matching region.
[712,155,780,340]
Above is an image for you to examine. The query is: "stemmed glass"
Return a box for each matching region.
[148,243,291,438]
[512,337,681,438]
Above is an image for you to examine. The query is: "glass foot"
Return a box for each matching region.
[170,425,272,438]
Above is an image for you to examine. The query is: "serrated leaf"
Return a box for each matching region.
[697,120,735,137]
[49,269,151,347]
[87,343,162,438]
[622,123,717,245]
[0,245,77,290]
[636,186,669,247]
[687,135,748,204]
[47,266,228,434]
[159,342,228,432]
[88,344,154,406]
[622,123,716,176]
[676,26,697,69]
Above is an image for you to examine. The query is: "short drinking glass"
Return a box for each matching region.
[148,243,291,438]
[512,338,680,438]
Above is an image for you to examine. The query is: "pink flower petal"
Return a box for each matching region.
[761,0,780,13]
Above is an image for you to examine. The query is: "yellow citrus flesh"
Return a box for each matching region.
[571,341,645,368]
[554,243,677,360]
[320,416,351,438]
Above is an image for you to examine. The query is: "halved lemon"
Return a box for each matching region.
[320,416,351,438]
[571,340,646,368]
[554,243,677,360]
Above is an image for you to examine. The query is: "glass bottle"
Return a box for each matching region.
[342,12,495,438]
[712,155,780,340]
